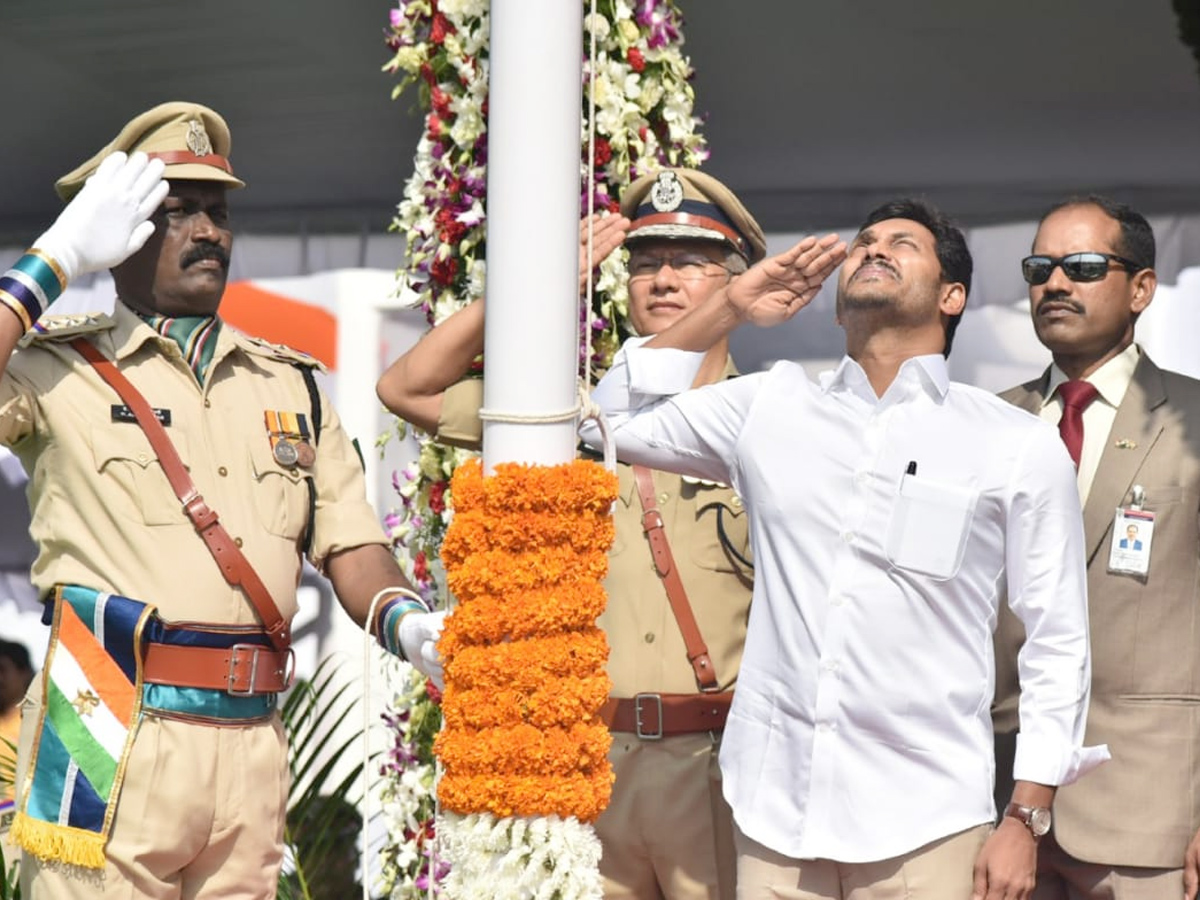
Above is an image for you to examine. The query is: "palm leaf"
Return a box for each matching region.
[278,656,379,900]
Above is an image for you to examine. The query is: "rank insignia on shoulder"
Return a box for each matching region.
[20,312,116,346]
[264,409,315,469]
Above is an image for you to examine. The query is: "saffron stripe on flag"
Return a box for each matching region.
[58,601,136,723]
[45,643,131,759]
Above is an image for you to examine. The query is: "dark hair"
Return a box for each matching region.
[858,198,973,356]
[1039,195,1156,271]
[0,639,33,673]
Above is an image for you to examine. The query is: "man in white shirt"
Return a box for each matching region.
[583,198,1108,900]
[993,197,1200,900]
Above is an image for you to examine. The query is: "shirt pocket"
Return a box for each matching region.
[885,475,978,580]
[247,439,311,541]
[91,424,190,526]
[689,484,752,575]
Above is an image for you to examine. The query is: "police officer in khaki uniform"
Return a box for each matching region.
[377,168,761,900]
[0,103,444,899]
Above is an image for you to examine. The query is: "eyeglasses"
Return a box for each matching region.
[627,251,729,280]
[1020,252,1143,286]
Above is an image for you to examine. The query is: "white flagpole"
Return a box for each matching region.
[482,0,584,473]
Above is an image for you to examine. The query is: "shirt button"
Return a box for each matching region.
[137,453,148,464]
[644,632,655,643]
[204,399,212,408]
[234,537,244,548]
[840,530,855,543]
[218,466,228,477]
[830,594,845,607]
[658,492,670,505]
[854,471,870,486]
[731,496,742,509]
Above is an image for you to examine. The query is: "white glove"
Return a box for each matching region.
[33,151,169,283]
[398,610,447,690]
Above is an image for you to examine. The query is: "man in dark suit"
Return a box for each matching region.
[993,195,1200,899]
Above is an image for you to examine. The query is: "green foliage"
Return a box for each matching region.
[277,658,374,900]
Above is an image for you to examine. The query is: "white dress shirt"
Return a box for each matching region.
[1038,343,1140,504]
[583,339,1109,863]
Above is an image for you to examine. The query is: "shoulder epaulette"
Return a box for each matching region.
[19,312,116,347]
[236,331,327,372]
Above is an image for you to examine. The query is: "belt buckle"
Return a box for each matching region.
[280,646,296,691]
[227,643,271,696]
[634,692,663,740]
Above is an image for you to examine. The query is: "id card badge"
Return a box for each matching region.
[1108,506,1155,576]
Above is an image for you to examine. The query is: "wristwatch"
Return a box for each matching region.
[1004,801,1052,838]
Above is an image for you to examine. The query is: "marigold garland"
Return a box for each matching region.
[380,1,710,895]
[436,458,618,826]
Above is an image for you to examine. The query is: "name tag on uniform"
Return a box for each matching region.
[1108,506,1155,576]
[110,404,171,426]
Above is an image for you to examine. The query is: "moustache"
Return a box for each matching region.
[181,244,230,270]
[850,258,899,281]
[1036,294,1084,315]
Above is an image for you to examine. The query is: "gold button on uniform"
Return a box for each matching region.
[234,537,243,548]
[644,633,655,643]
[658,492,670,504]
[218,466,228,477]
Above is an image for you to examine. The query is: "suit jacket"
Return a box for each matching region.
[993,352,1200,868]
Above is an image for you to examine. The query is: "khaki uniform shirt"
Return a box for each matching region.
[0,303,387,625]
[439,375,753,696]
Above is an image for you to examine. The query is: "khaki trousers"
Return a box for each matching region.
[735,822,992,900]
[595,730,736,900]
[1031,831,1182,900]
[17,684,288,900]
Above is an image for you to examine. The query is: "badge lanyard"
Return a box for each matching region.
[1108,484,1154,577]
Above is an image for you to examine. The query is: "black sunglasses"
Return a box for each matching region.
[1021,252,1143,286]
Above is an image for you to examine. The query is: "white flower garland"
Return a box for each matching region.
[380,1,709,896]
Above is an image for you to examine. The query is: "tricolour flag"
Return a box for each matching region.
[10,586,154,869]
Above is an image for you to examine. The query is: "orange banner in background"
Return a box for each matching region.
[221,282,338,370]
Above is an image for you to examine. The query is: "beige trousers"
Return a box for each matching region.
[735,822,992,900]
[595,730,736,900]
[17,684,288,900]
[1031,831,1182,900]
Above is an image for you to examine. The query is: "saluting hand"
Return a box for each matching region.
[725,233,847,327]
[578,211,630,296]
[34,152,169,282]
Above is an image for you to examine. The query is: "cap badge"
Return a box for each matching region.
[186,119,213,157]
[649,171,685,213]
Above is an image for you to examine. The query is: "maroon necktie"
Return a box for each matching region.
[1056,380,1100,469]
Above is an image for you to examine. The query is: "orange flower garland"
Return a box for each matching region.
[436,458,618,824]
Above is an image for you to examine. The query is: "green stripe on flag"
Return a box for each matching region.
[46,679,118,798]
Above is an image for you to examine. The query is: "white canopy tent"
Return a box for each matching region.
[4,0,1200,658]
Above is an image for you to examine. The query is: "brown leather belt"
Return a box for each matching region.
[142,642,294,696]
[600,691,733,739]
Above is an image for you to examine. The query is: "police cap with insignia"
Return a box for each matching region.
[55,101,244,202]
[620,168,766,264]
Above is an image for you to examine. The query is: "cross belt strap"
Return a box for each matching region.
[632,464,719,691]
[70,338,292,652]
